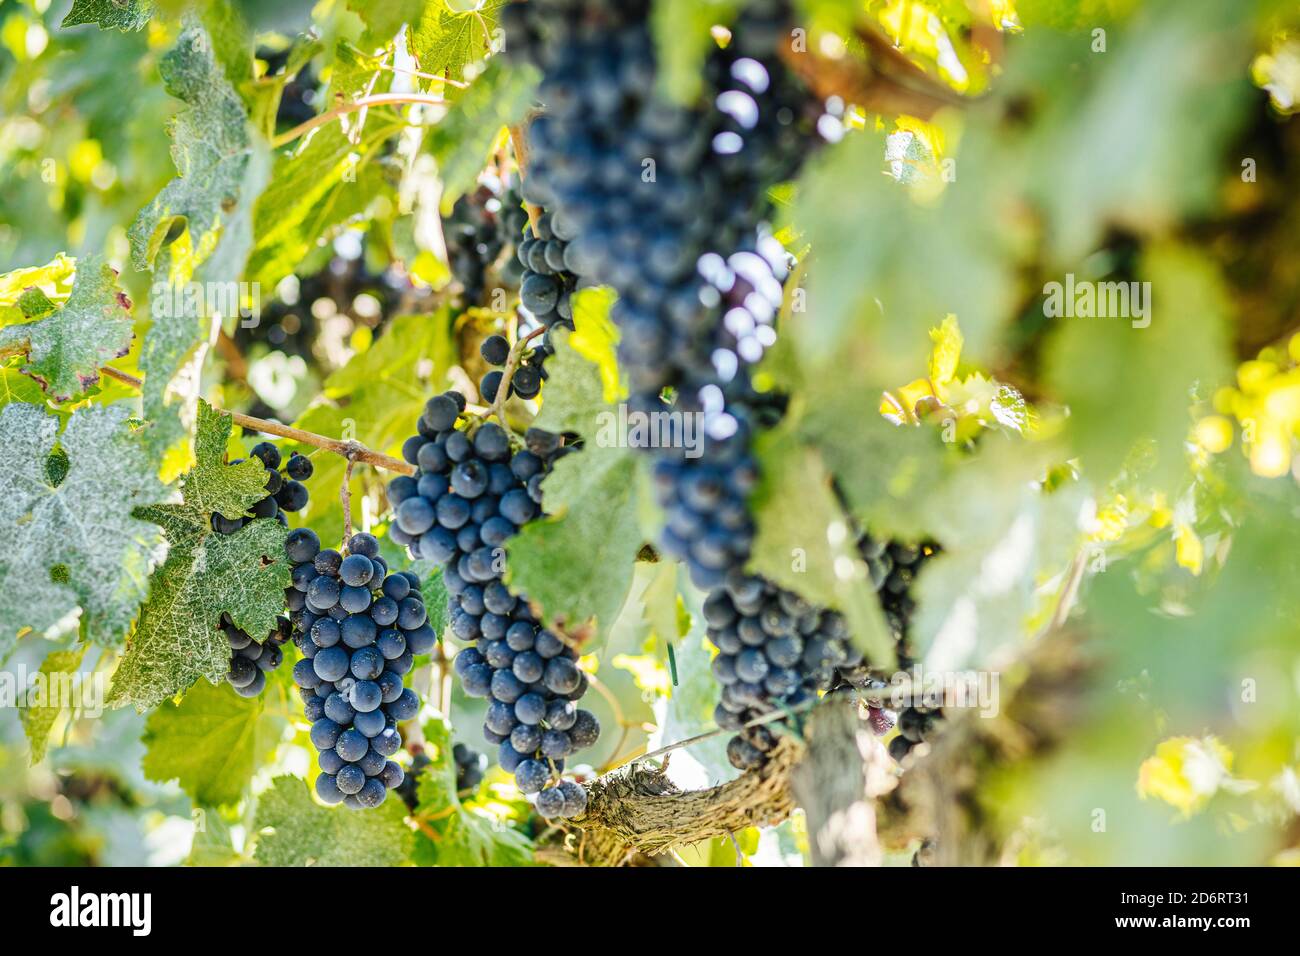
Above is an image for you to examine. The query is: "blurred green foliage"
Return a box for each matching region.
[0,0,1298,867]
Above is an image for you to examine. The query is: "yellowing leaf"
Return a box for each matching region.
[612,653,672,696]
[567,286,621,404]
[1173,523,1203,576]
[927,314,963,388]
[1138,735,1242,818]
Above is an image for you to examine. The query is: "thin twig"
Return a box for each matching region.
[377,63,468,88]
[272,92,448,149]
[340,450,359,544]
[1044,547,1089,635]
[508,121,543,234]
[101,366,416,476]
[612,698,821,773]
[488,325,546,427]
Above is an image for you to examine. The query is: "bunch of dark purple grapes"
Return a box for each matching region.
[285,529,435,809]
[500,0,826,595]
[387,391,595,819]
[704,574,863,770]
[477,206,584,405]
[849,538,944,762]
[445,187,510,306]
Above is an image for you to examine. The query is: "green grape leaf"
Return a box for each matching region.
[129,24,269,282]
[142,675,290,807]
[908,444,1086,671]
[133,23,270,454]
[641,559,688,646]
[411,716,532,867]
[61,0,154,32]
[138,292,207,458]
[651,0,740,104]
[0,368,49,410]
[1044,243,1232,489]
[795,127,1013,381]
[410,0,507,82]
[348,0,425,45]
[426,58,540,215]
[529,322,609,436]
[0,255,76,317]
[0,255,133,402]
[108,401,290,712]
[254,775,413,866]
[0,402,162,656]
[21,647,88,765]
[1016,5,1255,263]
[199,0,263,120]
[185,806,244,866]
[245,118,396,290]
[248,36,323,139]
[507,331,645,638]
[290,310,457,544]
[795,378,952,542]
[750,420,893,667]
[325,40,390,104]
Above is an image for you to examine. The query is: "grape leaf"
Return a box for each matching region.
[245,118,396,290]
[129,24,269,282]
[0,254,76,324]
[61,0,154,32]
[749,420,894,667]
[795,127,1012,381]
[528,322,610,436]
[21,647,88,765]
[506,331,645,637]
[247,36,323,139]
[1015,4,1255,263]
[108,401,290,712]
[142,675,290,807]
[325,40,390,104]
[908,444,1086,672]
[0,368,49,410]
[410,0,507,82]
[651,0,740,104]
[1044,243,1232,489]
[185,807,244,866]
[254,775,413,866]
[132,23,270,454]
[0,402,162,656]
[410,716,532,867]
[348,0,425,45]
[0,255,133,402]
[426,58,540,214]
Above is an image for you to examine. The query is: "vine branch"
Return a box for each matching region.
[100,366,416,476]
[488,325,546,427]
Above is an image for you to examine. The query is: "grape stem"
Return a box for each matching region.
[99,366,417,476]
[487,325,547,427]
[508,119,543,234]
[604,696,823,773]
[340,451,359,544]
